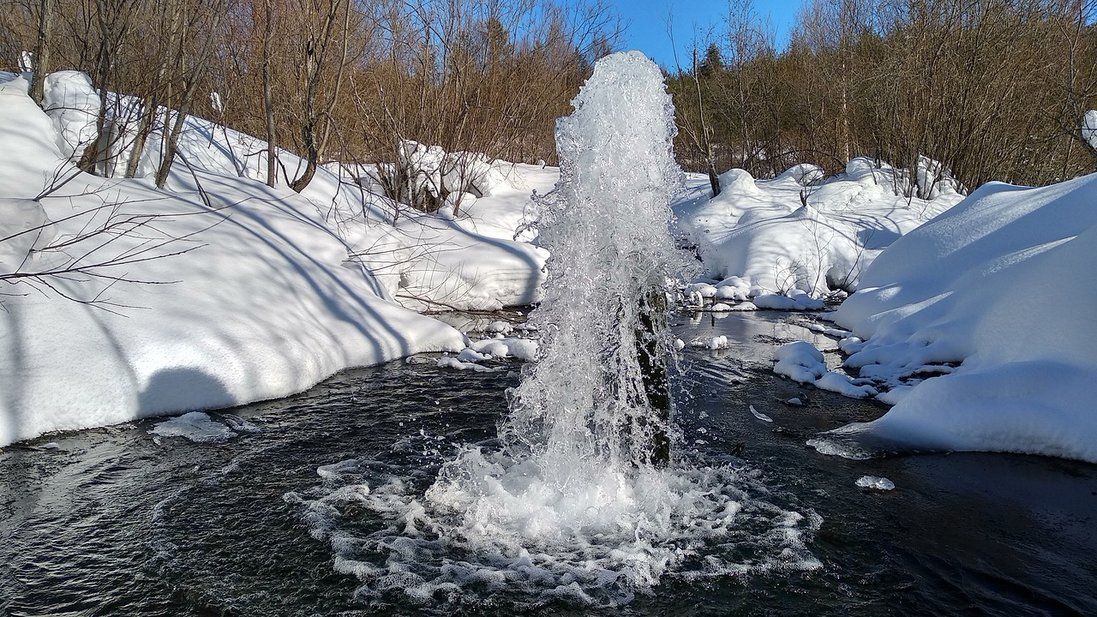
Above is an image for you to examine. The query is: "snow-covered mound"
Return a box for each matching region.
[773,341,877,399]
[825,174,1097,462]
[40,70,552,311]
[674,159,963,299]
[0,73,469,447]
[1082,110,1097,152]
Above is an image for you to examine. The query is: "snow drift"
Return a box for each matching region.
[824,173,1097,462]
[675,158,963,300]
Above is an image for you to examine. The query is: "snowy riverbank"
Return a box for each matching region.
[675,159,963,301]
[811,173,1097,463]
[0,71,551,446]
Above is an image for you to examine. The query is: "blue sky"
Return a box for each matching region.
[612,0,805,69]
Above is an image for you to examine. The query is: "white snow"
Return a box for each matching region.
[674,158,963,301]
[468,337,538,361]
[0,70,559,447]
[436,336,539,371]
[692,335,730,350]
[1083,110,1097,152]
[714,282,748,301]
[803,322,852,338]
[838,336,866,355]
[773,341,827,384]
[814,372,877,399]
[753,292,825,311]
[39,70,553,312]
[773,341,876,399]
[486,320,514,334]
[688,282,718,298]
[828,172,1097,462]
[148,411,237,443]
[855,475,895,491]
[456,348,491,363]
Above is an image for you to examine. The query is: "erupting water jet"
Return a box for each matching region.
[501,49,687,473]
[314,52,821,607]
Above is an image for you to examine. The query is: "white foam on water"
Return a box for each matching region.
[290,452,821,608]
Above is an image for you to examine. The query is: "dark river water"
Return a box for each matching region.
[1,311,1095,616]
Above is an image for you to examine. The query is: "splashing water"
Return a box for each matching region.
[289,52,821,608]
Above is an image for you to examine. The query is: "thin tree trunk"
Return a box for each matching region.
[155,9,222,188]
[155,108,187,188]
[127,2,178,178]
[29,0,54,106]
[77,82,110,174]
[317,0,352,161]
[290,0,341,193]
[692,49,720,197]
[262,0,277,187]
[124,95,156,177]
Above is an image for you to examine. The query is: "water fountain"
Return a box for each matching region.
[296,51,821,608]
[498,48,686,472]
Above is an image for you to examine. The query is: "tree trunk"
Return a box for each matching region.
[77,83,110,174]
[28,0,54,106]
[124,95,156,177]
[692,49,721,198]
[262,0,277,187]
[155,7,222,189]
[155,110,187,188]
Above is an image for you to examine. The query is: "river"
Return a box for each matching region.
[1,311,1094,616]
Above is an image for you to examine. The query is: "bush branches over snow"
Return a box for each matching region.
[0,0,618,194]
[0,195,226,313]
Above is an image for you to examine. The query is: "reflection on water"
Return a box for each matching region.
[0,312,1095,616]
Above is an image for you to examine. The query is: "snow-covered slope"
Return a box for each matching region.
[351,165,552,311]
[822,174,1097,462]
[40,70,552,311]
[674,159,962,299]
[0,73,481,446]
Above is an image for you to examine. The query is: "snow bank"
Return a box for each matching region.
[431,336,540,372]
[0,73,467,447]
[469,337,538,361]
[674,158,963,300]
[827,173,1097,462]
[773,341,877,399]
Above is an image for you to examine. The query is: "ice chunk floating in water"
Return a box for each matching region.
[290,51,820,608]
